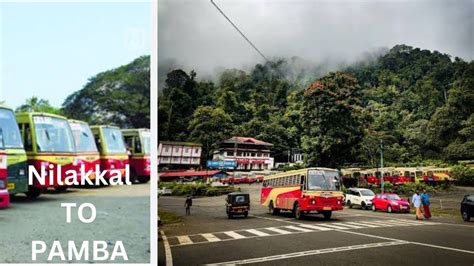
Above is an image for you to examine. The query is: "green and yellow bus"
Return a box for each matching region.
[90,125,129,180]
[16,112,76,197]
[122,128,150,183]
[69,120,100,182]
[0,105,28,196]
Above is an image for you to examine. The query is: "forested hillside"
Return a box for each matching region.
[62,56,150,128]
[159,44,473,168]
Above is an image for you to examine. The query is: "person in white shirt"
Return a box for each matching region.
[412,190,424,220]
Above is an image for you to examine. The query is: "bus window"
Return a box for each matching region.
[94,134,102,153]
[124,136,133,152]
[24,124,33,151]
[135,136,142,154]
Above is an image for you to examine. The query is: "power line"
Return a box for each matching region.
[210,0,269,62]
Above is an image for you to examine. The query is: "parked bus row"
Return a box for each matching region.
[0,105,150,208]
[341,167,453,188]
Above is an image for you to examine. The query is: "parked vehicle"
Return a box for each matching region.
[261,168,343,220]
[344,188,375,210]
[0,136,10,208]
[0,105,28,197]
[90,125,129,181]
[371,193,410,213]
[461,194,474,222]
[16,112,77,196]
[158,187,172,196]
[69,120,100,183]
[122,129,150,183]
[226,192,250,218]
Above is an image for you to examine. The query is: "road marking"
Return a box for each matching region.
[206,241,408,265]
[265,227,292,234]
[246,229,270,237]
[335,229,474,255]
[202,233,220,242]
[313,224,351,230]
[160,230,173,266]
[331,222,365,229]
[284,225,313,232]
[224,231,246,239]
[177,235,193,245]
[344,221,379,228]
[298,224,333,231]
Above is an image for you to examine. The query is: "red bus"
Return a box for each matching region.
[122,129,150,183]
[261,168,343,220]
[0,139,9,208]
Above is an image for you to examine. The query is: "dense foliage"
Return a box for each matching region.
[62,56,150,128]
[159,44,473,168]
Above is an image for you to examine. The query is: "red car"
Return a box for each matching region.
[371,193,410,213]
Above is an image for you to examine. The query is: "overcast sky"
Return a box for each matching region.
[158,0,473,83]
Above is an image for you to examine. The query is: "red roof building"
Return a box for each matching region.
[159,170,228,181]
[213,136,274,171]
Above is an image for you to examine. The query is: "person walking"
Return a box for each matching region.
[185,195,192,216]
[421,189,431,220]
[412,190,424,220]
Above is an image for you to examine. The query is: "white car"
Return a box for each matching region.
[158,187,172,196]
[344,188,375,210]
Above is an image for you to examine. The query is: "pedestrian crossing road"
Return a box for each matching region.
[166,219,440,247]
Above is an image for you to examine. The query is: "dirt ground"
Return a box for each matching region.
[0,183,150,263]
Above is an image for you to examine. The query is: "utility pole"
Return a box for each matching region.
[380,140,384,193]
[234,137,238,173]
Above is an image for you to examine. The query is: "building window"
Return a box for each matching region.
[185,148,189,153]
[172,157,179,162]
[175,147,179,152]
[227,151,234,156]
[195,148,199,153]
[237,152,242,156]
[164,147,169,152]
[251,153,255,157]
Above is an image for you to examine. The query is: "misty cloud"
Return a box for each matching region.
[158,0,473,86]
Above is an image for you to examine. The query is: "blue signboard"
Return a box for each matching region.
[207,160,236,169]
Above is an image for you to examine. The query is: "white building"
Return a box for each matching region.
[158,141,202,168]
[213,137,274,171]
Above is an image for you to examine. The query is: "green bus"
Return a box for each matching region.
[0,105,28,196]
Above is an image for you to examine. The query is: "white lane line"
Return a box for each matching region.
[356,220,398,227]
[205,241,408,265]
[160,230,173,266]
[314,224,351,230]
[285,225,313,232]
[176,235,193,245]
[335,229,474,255]
[298,224,333,231]
[246,229,270,237]
[202,233,220,242]
[249,215,301,225]
[265,227,292,234]
[382,220,422,226]
[224,231,246,239]
[344,221,379,228]
[331,223,365,229]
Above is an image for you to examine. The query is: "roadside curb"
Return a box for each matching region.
[160,230,173,266]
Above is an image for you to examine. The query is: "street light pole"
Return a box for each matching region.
[380,140,384,193]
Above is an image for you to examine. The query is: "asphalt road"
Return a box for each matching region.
[158,185,474,266]
[0,184,150,263]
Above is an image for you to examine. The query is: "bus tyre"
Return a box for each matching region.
[323,211,332,220]
[26,187,41,199]
[294,203,303,220]
[269,201,279,215]
[347,200,352,208]
[55,186,68,193]
[138,176,150,184]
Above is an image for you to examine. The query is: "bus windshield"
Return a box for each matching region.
[34,116,75,153]
[307,170,340,191]
[141,131,150,155]
[70,122,98,153]
[103,128,126,153]
[0,108,24,149]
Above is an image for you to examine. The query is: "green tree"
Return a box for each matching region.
[17,97,62,114]
[301,72,364,168]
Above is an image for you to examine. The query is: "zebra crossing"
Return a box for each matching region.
[167,219,440,247]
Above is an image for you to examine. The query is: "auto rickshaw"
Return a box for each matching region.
[225,192,250,218]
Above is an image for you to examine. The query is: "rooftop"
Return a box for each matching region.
[160,141,202,147]
[222,137,273,146]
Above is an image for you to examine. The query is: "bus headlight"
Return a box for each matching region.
[337,200,341,205]
[19,169,26,176]
[310,199,316,205]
